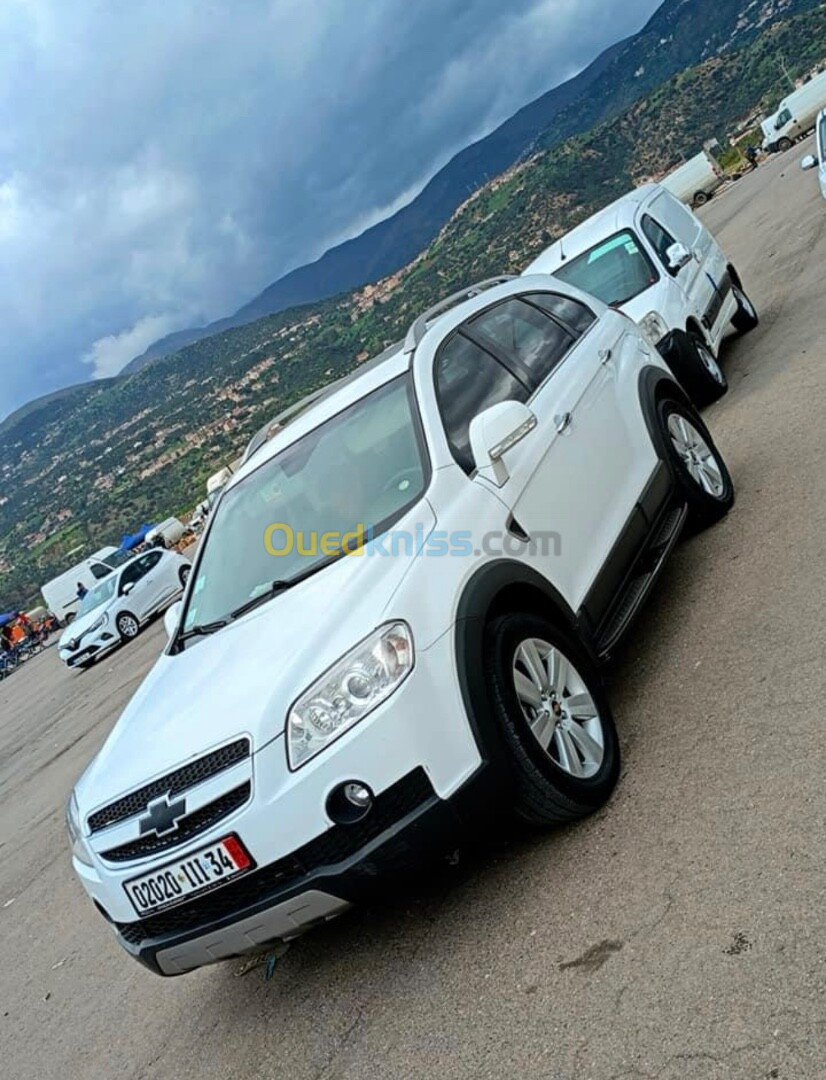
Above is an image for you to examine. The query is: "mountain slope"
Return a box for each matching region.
[125,0,815,374]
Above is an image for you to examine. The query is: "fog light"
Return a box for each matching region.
[326,780,374,824]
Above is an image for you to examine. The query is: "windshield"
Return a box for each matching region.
[182,375,428,631]
[78,576,117,616]
[553,230,658,307]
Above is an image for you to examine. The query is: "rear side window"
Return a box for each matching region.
[468,298,574,391]
[90,562,111,580]
[435,335,529,473]
[641,215,677,269]
[521,293,596,336]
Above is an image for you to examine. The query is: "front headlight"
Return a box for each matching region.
[287,622,414,770]
[638,310,669,347]
[88,612,109,634]
[65,791,94,867]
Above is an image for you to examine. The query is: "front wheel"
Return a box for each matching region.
[116,611,140,642]
[731,283,759,333]
[777,136,793,153]
[179,565,191,587]
[660,329,727,408]
[485,614,620,826]
[659,397,734,529]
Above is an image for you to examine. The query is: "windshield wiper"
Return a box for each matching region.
[229,560,335,622]
[175,618,229,647]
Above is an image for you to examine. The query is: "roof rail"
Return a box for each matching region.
[403,276,516,354]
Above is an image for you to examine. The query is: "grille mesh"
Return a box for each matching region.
[100,783,252,863]
[116,768,434,944]
[88,738,251,833]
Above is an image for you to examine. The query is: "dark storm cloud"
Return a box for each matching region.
[0,0,662,415]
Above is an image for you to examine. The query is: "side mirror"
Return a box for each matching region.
[469,400,537,486]
[121,581,134,595]
[665,242,692,274]
[164,601,182,640]
[801,155,819,171]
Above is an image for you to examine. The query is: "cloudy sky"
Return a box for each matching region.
[0,0,662,418]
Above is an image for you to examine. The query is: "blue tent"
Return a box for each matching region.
[119,523,155,551]
[0,611,18,627]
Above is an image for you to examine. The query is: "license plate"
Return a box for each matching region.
[124,834,254,916]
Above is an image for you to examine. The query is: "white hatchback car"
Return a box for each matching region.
[58,549,191,669]
[801,110,826,200]
[523,183,759,407]
[67,275,734,975]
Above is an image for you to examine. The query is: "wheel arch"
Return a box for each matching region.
[453,560,585,803]
[637,363,692,458]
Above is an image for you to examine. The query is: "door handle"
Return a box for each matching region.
[554,411,572,435]
[599,348,613,365]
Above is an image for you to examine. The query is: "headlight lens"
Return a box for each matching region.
[638,310,669,346]
[65,791,94,867]
[88,612,109,634]
[287,622,414,769]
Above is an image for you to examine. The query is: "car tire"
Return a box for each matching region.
[731,283,759,333]
[178,565,190,587]
[658,397,734,530]
[116,611,140,641]
[660,329,727,408]
[692,190,710,207]
[777,137,793,152]
[484,613,620,826]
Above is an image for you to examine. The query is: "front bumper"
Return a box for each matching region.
[59,631,118,667]
[114,767,464,975]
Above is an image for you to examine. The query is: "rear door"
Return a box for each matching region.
[458,293,658,610]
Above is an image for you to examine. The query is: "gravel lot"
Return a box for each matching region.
[1,141,825,1080]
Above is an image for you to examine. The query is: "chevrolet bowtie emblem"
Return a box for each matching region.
[139,793,187,837]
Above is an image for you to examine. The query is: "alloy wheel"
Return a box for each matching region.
[694,338,725,385]
[667,413,725,497]
[118,614,139,639]
[512,637,605,779]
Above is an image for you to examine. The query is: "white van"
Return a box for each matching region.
[801,109,826,200]
[41,546,133,625]
[764,69,826,153]
[661,150,724,208]
[146,517,186,548]
[523,183,759,406]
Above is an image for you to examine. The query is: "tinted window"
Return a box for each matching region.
[90,562,111,580]
[435,335,529,473]
[522,292,596,336]
[469,298,573,391]
[641,215,677,268]
[121,552,160,589]
[554,230,658,307]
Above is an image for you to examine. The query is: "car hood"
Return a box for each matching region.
[59,601,113,647]
[76,501,437,809]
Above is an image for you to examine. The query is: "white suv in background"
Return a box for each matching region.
[67,274,734,976]
[523,183,759,407]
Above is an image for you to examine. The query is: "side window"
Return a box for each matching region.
[521,292,596,336]
[136,552,162,578]
[468,298,573,392]
[89,562,111,580]
[435,334,529,473]
[641,215,677,269]
[650,193,700,249]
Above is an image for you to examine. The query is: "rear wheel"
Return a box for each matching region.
[777,136,793,153]
[485,614,620,826]
[116,611,140,641]
[658,397,734,529]
[731,283,759,333]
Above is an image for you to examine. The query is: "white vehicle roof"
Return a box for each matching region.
[523,184,660,275]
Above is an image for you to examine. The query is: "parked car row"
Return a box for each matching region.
[66,183,756,977]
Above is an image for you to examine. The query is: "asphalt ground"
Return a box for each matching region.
[1,137,824,1079]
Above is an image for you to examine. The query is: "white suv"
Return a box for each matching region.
[67,275,734,976]
[523,184,759,407]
